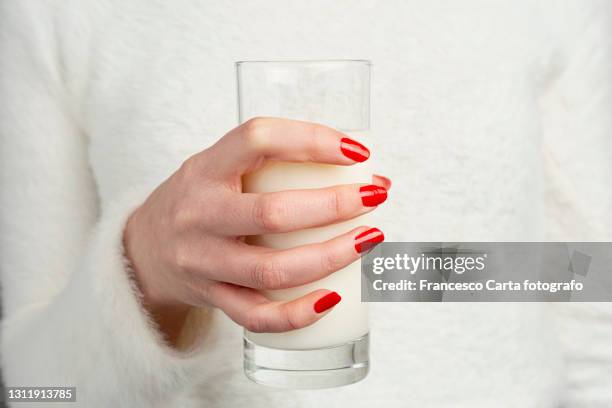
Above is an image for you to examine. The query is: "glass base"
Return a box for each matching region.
[243,333,369,389]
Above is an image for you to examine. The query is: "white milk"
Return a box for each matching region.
[243,133,371,350]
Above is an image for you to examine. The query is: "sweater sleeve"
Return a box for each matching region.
[539,2,612,407]
[0,3,210,407]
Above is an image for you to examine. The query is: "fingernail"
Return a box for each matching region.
[360,185,388,207]
[354,227,385,253]
[340,137,370,162]
[373,174,392,189]
[314,291,342,313]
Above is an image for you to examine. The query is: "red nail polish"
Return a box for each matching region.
[314,291,342,313]
[360,185,388,207]
[354,228,385,253]
[340,137,370,162]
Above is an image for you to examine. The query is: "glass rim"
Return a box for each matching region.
[236,59,371,66]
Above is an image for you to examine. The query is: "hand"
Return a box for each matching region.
[123,117,389,344]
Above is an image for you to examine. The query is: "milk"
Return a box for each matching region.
[243,133,370,350]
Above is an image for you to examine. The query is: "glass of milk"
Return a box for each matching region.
[237,60,371,389]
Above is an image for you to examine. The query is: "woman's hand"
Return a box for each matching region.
[123,117,388,344]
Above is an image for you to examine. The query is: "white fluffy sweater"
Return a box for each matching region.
[1,1,612,407]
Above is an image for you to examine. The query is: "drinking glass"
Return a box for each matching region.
[237,60,371,389]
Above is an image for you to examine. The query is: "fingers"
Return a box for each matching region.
[207,283,341,333]
[208,183,387,235]
[200,117,370,178]
[372,174,392,190]
[206,226,384,289]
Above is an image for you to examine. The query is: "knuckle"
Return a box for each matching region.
[320,245,343,273]
[281,305,300,331]
[172,242,192,272]
[241,117,272,149]
[179,155,200,179]
[251,256,287,289]
[326,188,342,220]
[253,195,287,232]
[170,199,196,231]
[170,168,202,231]
[243,311,266,333]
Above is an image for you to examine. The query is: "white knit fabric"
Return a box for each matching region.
[1,1,611,407]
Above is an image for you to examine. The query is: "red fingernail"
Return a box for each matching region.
[354,227,385,253]
[360,185,388,207]
[340,137,370,162]
[314,291,342,313]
